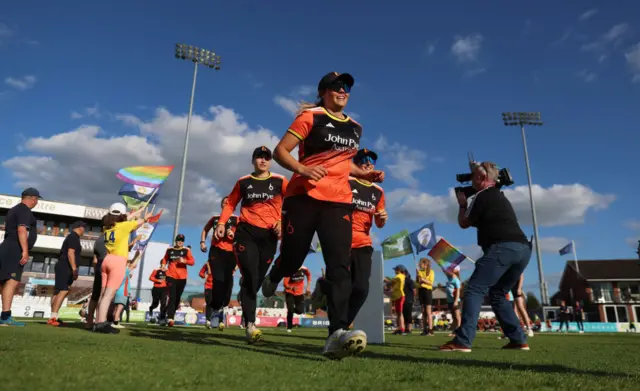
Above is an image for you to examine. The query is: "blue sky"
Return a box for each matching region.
[1,1,639,297]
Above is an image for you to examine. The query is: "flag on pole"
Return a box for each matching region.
[119,183,160,203]
[409,223,437,254]
[559,242,574,256]
[381,230,413,260]
[133,210,163,252]
[116,165,174,188]
[428,238,468,273]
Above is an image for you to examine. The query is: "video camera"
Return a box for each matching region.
[454,152,514,198]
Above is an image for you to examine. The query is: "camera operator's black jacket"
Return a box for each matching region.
[465,187,528,251]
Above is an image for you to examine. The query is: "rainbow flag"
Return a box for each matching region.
[427,238,468,273]
[116,165,174,188]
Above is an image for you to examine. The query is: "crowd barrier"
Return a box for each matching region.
[540,322,638,333]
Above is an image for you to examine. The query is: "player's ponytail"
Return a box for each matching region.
[295,96,324,116]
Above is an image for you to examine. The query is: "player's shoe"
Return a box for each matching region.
[168,319,175,327]
[218,322,225,332]
[205,320,211,329]
[322,329,349,360]
[0,317,25,327]
[261,275,278,298]
[340,329,367,356]
[246,323,263,344]
[47,318,61,327]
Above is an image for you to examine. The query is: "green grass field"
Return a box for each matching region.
[1,322,639,391]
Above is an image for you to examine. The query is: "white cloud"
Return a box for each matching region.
[579,8,598,22]
[386,184,615,227]
[70,104,101,120]
[533,237,571,254]
[625,220,640,230]
[273,96,298,116]
[374,135,426,188]
[465,68,486,78]
[5,75,37,91]
[581,23,630,54]
[0,23,13,43]
[292,85,315,97]
[624,43,640,83]
[2,105,283,226]
[451,34,483,63]
[626,237,640,249]
[576,69,597,83]
[425,42,436,56]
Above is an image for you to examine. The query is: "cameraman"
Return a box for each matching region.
[439,161,531,352]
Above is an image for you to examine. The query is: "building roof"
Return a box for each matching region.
[0,193,108,221]
[565,259,640,281]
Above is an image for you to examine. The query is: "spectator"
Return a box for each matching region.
[574,301,584,334]
[403,268,415,334]
[557,300,570,332]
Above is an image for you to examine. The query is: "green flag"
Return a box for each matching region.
[381,229,413,260]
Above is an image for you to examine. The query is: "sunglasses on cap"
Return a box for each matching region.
[326,82,352,94]
[356,156,376,165]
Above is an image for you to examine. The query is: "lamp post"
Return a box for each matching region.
[502,112,548,305]
[172,44,221,241]
[636,240,640,259]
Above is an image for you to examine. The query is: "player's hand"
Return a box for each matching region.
[364,170,385,183]
[72,269,79,280]
[375,209,388,223]
[179,257,187,264]
[273,221,282,238]
[143,209,153,222]
[200,242,208,253]
[20,251,29,266]
[306,288,311,295]
[298,165,328,181]
[456,191,467,207]
[214,224,225,240]
[226,229,235,240]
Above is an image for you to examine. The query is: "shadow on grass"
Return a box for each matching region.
[127,327,324,362]
[123,326,631,378]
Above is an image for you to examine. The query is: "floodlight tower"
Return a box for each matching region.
[172,44,221,241]
[502,112,548,305]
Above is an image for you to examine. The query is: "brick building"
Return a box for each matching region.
[554,259,640,323]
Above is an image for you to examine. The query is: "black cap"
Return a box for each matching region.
[70,221,87,230]
[252,146,272,160]
[21,187,42,198]
[393,265,405,272]
[354,148,378,162]
[318,72,355,92]
[175,234,185,242]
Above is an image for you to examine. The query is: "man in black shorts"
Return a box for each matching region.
[48,221,86,327]
[0,188,40,326]
[87,215,108,329]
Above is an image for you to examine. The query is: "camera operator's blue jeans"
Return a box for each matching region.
[454,242,531,348]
